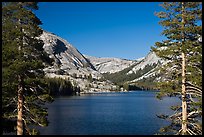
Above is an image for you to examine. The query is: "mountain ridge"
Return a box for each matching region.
[40,31,117,92]
[84,54,136,74]
[40,30,165,92]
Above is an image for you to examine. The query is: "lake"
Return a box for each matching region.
[38,90,180,135]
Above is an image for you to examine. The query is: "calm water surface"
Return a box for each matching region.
[38,91,180,135]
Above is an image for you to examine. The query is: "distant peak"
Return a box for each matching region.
[135,57,145,62]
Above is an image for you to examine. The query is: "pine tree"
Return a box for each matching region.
[2,2,53,135]
[152,2,202,135]
[88,74,93,82]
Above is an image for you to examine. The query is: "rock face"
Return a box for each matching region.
[128,51,166,82]
[39,31,97,77]
[39,31,117,92]
[40,31,95,72]
[127,51,161,75]
[84,55,135,74]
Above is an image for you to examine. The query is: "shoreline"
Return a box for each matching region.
[79,90,159,94]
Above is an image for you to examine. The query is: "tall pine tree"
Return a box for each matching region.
[152,2,202,135]
[2,2,53,135]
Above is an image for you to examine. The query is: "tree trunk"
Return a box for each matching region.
[181,52,187,135]
[17,75,23,135]
[181,2,187,135]
[17,9,24,135]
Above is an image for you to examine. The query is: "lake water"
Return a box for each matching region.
[38,91,180,135]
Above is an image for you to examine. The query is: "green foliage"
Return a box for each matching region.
[152,2,202,135]
[122,83,129,91]
[102,61,161,91]
[103,62,158,86]
[88,74,93,82]
[121,84,144,91]
[132,81,158,91]
[45,77,79,96]
[2,2,54,135]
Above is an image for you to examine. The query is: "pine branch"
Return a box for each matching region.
[185,81,202,91]
[186,86,202,93]
[4,97,17,108]
[186,129,194,135]
[3,114,17,119]
[187,128,198,135]
[187,110,202,118]
[176,129,183,135]
[23,104,45,127]
[23,104,31,113]
[30,117,45,127]
[22,118,31,135]
[13,108,18,113]
[187,93,199,102]
[169,112,182,119]
[37,96,47,103]
[186,89,202,97]
[189,122,202,129]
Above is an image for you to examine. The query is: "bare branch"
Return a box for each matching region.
[30,117,44,127]
[185,82,202,91]
[23,105,45,127]
[186,89,202,97]
[13,108,18,113]
[187,128,197,135]
[176,129,183,135]
[186,86,202,93]
[188,110,202,118]
[23,105,31,113]
[189,122,202,131]
[22,118,31,135]
[169,112,182,119]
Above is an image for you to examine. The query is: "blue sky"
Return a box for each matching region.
[35,2,165,60]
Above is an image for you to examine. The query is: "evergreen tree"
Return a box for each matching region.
[88,74,93,82]
[2,2,53,135]
[152,2,202,135]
